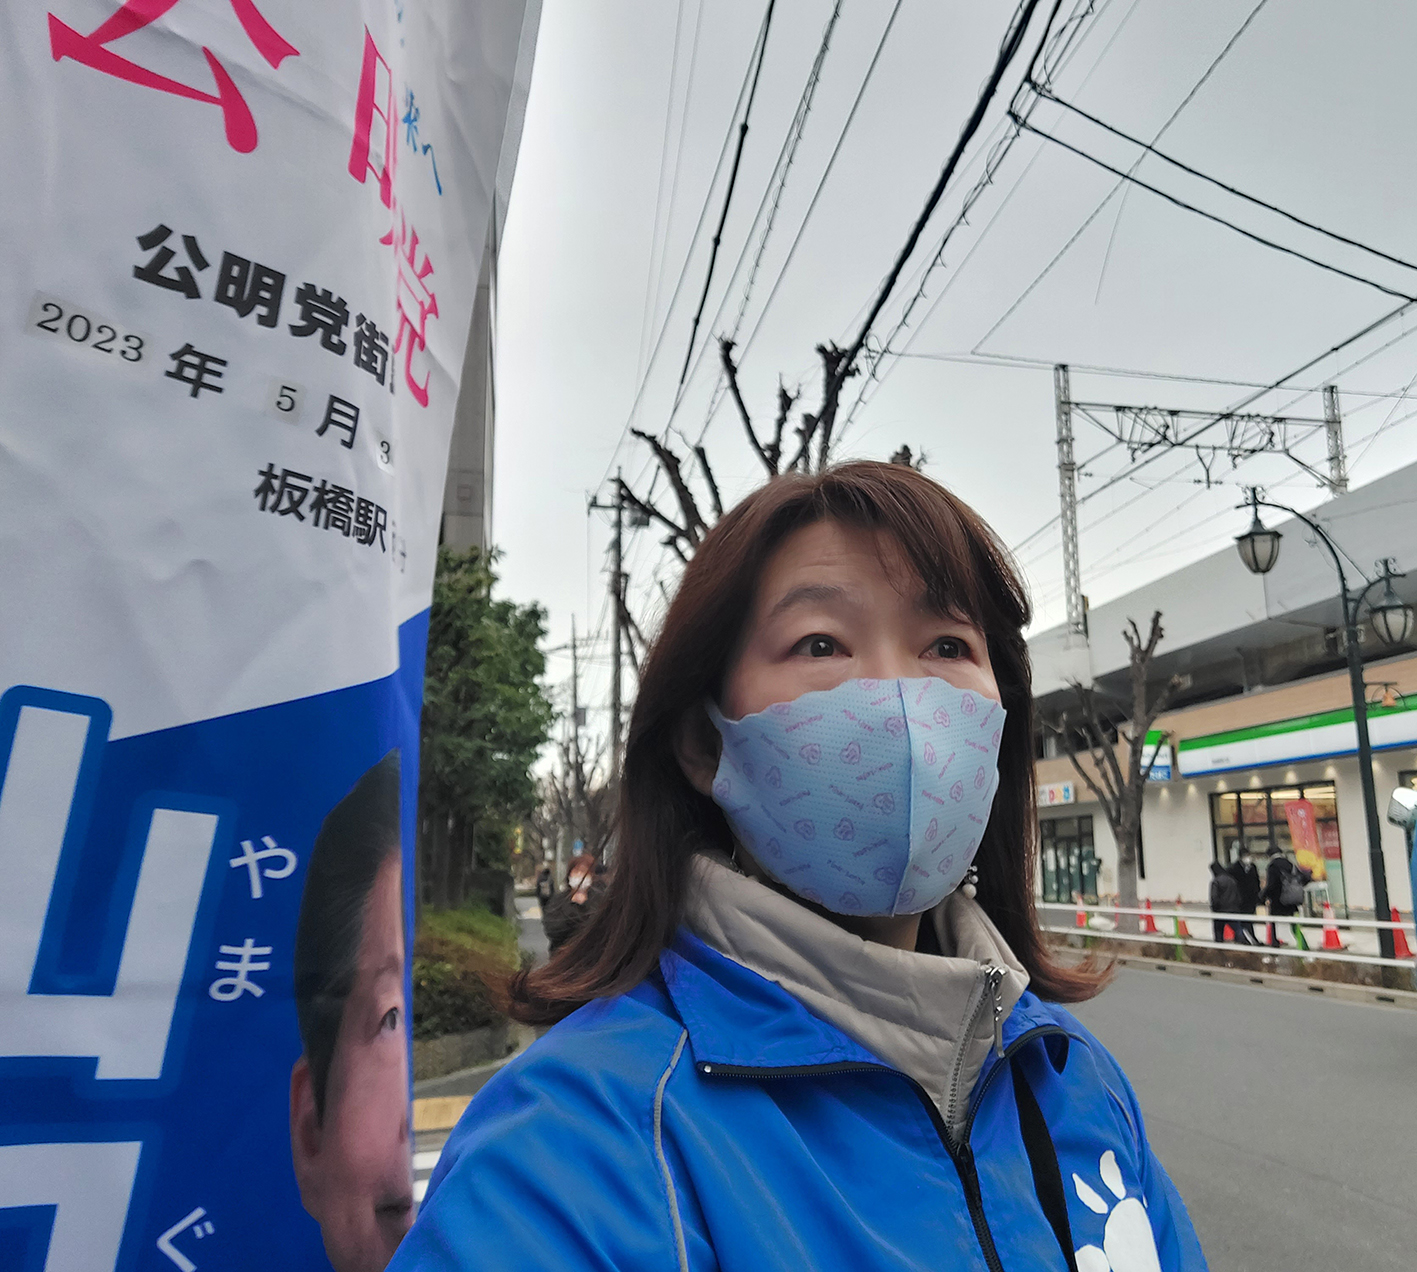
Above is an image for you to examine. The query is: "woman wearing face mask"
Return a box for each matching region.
[391,463,1206,1272]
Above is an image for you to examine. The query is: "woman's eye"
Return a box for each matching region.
[800,635,837,658]
[380,1006,400,1032]
[930,637,967,659]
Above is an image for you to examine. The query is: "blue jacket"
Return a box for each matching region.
[392,932,1206,1271]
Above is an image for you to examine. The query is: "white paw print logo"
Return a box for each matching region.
[1072,1150,1161,1272]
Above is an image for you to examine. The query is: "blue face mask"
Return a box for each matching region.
[707,677,1006,917]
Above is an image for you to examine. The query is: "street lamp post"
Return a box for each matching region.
[1236,488,1414,963]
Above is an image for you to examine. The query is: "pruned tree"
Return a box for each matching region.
[720,336,852,479]
[1050,612,1182,929]
[547,733,616,862]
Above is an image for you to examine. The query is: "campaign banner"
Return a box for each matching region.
[0,4,533,1270]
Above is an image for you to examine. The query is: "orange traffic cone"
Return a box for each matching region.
[1392,908,1414,960]
[1075,894,1088,928]
[1174,896,1191,939]
[1223,923,1235,942]
[1141,899,1160,934]
[1321,901,1343,951]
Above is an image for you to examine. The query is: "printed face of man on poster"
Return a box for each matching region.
[290,752,412,1271]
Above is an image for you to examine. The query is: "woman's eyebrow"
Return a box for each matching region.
[767,582,853,618]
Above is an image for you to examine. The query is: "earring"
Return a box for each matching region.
[960,864,979,900]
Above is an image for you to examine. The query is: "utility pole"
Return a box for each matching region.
[1324,384,1348,494]
[610,476,624,786]
[1055,364,1087,643]
[568,617,584,868]
[588,478,628,787]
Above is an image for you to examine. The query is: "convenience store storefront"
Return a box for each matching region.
[1034,695,1417,914]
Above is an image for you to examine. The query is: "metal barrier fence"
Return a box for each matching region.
[1038,901,1417,970]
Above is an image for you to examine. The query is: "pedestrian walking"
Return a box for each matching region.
[539,853,602,954]
[1260,845,1311,947]
[534,862,553,907]
[1209,861,1240,943]
[1227,847,1262,945]
[389,463,1205,1272]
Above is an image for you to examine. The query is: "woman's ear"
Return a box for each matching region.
[674,704,722,797]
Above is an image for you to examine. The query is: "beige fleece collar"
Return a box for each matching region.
[684,855,1028,1136]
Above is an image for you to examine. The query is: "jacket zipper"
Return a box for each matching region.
[695,1020,1078,1272]
[942,964,1005,1144]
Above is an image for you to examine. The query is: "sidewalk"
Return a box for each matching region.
[411,893,548,1203]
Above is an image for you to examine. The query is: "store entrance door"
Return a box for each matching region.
[1041,815,1099,904]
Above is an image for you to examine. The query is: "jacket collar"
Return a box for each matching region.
[676,855,1030,1113]
[660,929,1070,1071]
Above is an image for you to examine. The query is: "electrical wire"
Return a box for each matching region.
[1013,113,1417,304]
[636,0,697,384]
[972,0,1273,355]
[677,0,779,389]
[695,0,909,412]
[595,9,779,495]
[834,0,1132,440]
[817,0,1053,465]
[1034,87,1417,279]
[893,349,1417,399]
[669,0,847,443]
[1006,296,1417,556]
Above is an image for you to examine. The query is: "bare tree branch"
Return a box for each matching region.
[631,429,706,543]
[1072,681,1126,800]
[1054,721,1118,820]
[719,337,774,475]
[787,412,818,473]
[771,379,797,473]
[617,478,689,546]
[693,444,724,520]
[664,535,690,566]
[813,342,854,471]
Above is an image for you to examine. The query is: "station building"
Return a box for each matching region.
[1029,460,1417,916]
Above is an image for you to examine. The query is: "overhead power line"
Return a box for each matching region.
[811,0,1056,465]
[677,0,779,390]
[597,9,778,495]
[896,348,1417,399]
[674,0,848,444]
[973,0,1273,354]
[704,0,908,398]
[636,0,698,383]
[1013,113,1417,304]
[1034,87,1417,279]
[1007,296,1417,556]
[833,0,1131,442]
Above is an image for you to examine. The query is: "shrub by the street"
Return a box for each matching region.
[412,902,521,1040]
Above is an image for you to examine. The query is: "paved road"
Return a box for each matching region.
[1071,967,1417,1271]
[515,892,550,966]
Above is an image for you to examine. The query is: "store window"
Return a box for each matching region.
[1209,782,1345,914]
[1040,815,1099,904]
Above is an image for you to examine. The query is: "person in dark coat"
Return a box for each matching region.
[534,863,554,907]
[1209,862,1241,943]
[1226,847,1262,945]
[1260,845,1310,947]
[540,853,604,954]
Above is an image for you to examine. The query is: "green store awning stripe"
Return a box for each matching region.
[1177,698,1417,752]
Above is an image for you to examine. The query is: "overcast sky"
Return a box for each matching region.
[491,0,1417,747]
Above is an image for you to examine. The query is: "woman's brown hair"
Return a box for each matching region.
[505,461,1106,1022]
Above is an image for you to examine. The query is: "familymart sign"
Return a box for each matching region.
[1179,699,1417,777]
